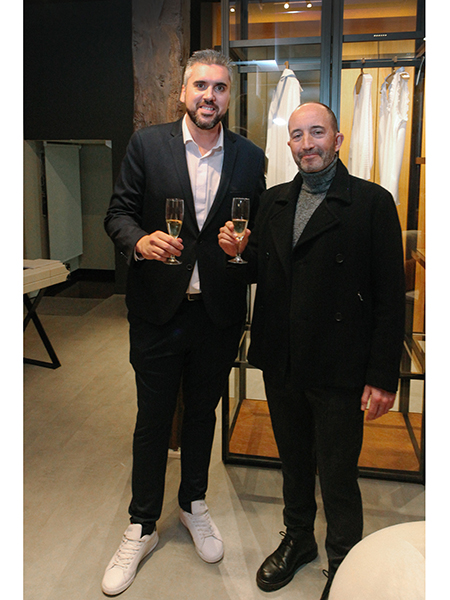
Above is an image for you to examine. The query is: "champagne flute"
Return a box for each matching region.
[165,198,184,265]
[229,197,250,264]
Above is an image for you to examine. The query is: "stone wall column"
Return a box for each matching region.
[132,0,190,130]
[132,0,190,450]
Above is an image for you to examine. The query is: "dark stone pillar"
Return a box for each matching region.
[131,1,191,449]
[132,0,191,130]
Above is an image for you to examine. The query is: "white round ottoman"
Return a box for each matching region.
[329,521,425,600]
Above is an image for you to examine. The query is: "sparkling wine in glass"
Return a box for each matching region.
[165,198,184,265]
[229,197,250,264]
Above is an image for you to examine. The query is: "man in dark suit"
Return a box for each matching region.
[219,102,405,600]
[102,49,265,596]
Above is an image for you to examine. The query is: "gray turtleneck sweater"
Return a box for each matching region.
[292,155,338,247]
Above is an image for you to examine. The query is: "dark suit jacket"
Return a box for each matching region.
[105,118,266,328]
[246,159,405,393]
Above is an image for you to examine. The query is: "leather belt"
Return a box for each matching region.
[186,293,202,301]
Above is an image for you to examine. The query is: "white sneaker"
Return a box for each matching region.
[101,524,158,595]
[179,500,224,563]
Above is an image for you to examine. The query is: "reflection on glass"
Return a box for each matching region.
[342,40,416,61]
[230,0,322,41]
[343,0,417,35]
[228,45,321,144]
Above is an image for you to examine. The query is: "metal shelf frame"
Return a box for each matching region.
[220,0,425,484]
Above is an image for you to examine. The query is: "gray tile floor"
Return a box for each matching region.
[23,295,425,600]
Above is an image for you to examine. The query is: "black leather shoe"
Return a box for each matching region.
[256,532,318,592]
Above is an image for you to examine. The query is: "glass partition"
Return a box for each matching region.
[220,0,425,483]
[343,0,418,36]
[228,44,321,147]
[230,1,322,41]
[226,1,323,150]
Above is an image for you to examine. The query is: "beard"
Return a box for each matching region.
[294,147,336,173]
[186,103,224,131]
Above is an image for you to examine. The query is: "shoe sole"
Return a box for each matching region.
[256,548,318,592]
[179,512,224,564]
[102,532,159,596]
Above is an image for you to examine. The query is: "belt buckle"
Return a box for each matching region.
[186,293,201,301]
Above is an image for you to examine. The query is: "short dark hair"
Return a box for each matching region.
[183,49,234,87]
[316,102,339,133]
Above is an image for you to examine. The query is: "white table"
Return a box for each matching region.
[23,259,69,369]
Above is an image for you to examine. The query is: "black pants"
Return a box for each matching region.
[128,298,242,531]
[263,374,365,576]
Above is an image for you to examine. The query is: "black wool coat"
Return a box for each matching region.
[246,159,405,393]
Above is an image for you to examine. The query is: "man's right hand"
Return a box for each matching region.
[218,221,251,256]
[135,231,184,261]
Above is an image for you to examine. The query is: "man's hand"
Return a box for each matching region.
[218,220,251,256]
[361,385,396,421]
[135,231,183,261]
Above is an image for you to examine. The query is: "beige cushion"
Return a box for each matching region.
[329,521,425,600]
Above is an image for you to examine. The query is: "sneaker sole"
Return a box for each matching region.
[102,531,159,596]
[179,512,224,564]
[256,548,318,592]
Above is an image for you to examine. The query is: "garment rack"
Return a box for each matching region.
[343,56,420,71]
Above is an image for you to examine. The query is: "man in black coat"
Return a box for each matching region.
[219,102,405,600]
[102,49,265,596]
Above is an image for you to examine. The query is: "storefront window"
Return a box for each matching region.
[227,44,321,146]
[343,0,417,36]
[230,0,322,41]
[219,0,425,483]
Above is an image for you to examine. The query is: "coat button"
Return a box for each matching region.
[335,312,343,322]
[186,264,193,271]
[335,253,344,263]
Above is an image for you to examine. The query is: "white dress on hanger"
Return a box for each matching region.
[265,68,302,188]
[348,73,373,180]
[378,67,410,205]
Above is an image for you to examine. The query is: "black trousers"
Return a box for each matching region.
[127,298,242,531]
[263,374,365,576]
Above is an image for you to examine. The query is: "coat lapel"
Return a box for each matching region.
[269,175,301,277]
[168,120,198,232]
[294,200,340,248]
[201,127,238,231]
[294,159,352,249]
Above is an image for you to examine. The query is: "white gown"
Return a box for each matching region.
[348,73,373,180]
[378,67,410,205]
[265,68,302,188]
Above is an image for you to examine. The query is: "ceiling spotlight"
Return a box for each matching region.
[306,2,313,7]
[230,6,235,12]
[284,3,290,9]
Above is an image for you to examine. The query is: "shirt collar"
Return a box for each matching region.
[182,114,224,153]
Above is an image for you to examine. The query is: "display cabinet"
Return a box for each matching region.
[217,0,425,483]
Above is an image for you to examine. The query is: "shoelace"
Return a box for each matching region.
[112,536,143,569]
[190,511,216,538]
[279,531,294,546]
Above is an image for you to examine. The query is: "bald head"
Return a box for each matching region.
[287,103,344,173]
[288,102,339,135]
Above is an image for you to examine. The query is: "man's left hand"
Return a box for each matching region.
[361,385,396,421]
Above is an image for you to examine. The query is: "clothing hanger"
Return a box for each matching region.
[385,57,397,86]
[385,57,410,87]
[285,61,290,70]
[355,58,365,94]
